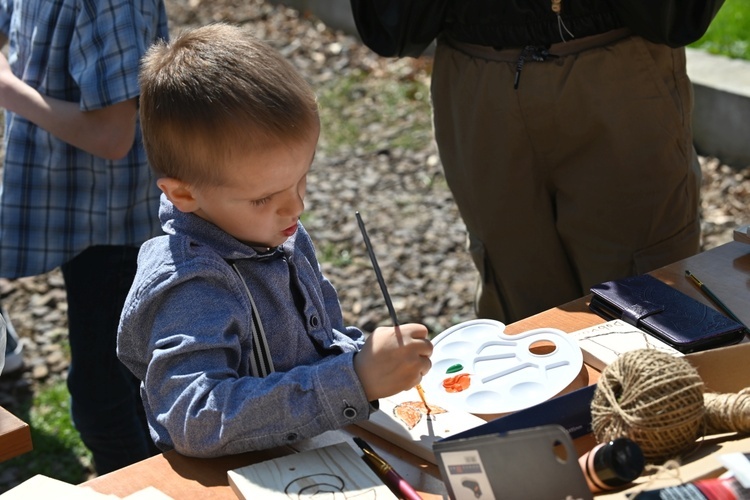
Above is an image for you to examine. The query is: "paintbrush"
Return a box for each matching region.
[355,211,430,412]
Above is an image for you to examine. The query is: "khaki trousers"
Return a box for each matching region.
[431,32,701,323]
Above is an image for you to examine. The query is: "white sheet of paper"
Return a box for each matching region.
[356,386,486,464]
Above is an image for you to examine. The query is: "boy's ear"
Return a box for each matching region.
[157,178,200,213]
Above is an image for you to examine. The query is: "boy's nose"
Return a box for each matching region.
[279,190,304,217]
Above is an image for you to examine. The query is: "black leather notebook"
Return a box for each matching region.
[589,274,746,353]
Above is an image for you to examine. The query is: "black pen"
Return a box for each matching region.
[685,270,746,327]
[353,437,423,500]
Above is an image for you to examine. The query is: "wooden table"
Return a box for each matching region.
[81,241,750,499]
[0,406,32,462]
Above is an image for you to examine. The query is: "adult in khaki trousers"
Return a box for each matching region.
[431,31,701,322]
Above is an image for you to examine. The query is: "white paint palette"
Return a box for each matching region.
[421,319,583,415]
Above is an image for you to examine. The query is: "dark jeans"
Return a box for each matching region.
[61,245,158,475]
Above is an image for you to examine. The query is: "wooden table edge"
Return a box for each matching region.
[0,406,33,462]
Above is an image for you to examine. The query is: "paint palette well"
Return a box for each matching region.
[421,319,583,415]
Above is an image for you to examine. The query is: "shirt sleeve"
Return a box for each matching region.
[69,0,166,110]
[0,0,12,36]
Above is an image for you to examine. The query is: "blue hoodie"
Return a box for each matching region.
[117,195,373,457]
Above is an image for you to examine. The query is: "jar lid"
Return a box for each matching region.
[593,438,646,487]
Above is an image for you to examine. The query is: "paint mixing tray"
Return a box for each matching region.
[421,319,583,415]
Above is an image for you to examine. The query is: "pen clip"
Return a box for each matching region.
[685,270,703,287]
[354,437,391,473]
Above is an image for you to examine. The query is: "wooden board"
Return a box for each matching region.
[355,387,487,464]
[0,406,32,462]
[0,474,116,499]
[227,442,397,499]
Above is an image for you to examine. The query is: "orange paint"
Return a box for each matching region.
[442,373,471,393]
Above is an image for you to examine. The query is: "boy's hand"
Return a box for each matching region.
[354,323,433,401]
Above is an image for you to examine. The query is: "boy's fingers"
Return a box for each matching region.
[419,337,433,356]
[402,323,429,339]
[421,356,432,376]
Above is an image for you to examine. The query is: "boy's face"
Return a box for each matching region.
[177,125,319,249]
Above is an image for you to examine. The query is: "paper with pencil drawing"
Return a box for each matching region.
[228,442,397,499]
[569,319,683,371]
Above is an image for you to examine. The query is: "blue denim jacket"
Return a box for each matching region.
[117,195,372,457]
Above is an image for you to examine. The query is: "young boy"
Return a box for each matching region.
[117,23,433,458]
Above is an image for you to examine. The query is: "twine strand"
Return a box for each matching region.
[703,387,750,434]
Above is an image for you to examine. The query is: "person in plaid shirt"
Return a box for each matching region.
[0,0,168,474]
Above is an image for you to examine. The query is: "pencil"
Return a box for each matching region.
[685,270,746,327]
[355,211,431,412]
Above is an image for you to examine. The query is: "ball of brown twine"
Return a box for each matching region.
[591,349,705,462]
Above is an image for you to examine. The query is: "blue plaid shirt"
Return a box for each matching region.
[0,0,168,278]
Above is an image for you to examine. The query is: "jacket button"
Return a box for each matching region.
[343,406,358,419]
[310,315,320,328]
[285,433,298,442]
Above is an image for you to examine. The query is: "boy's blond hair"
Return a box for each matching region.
[139,23,319,186]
